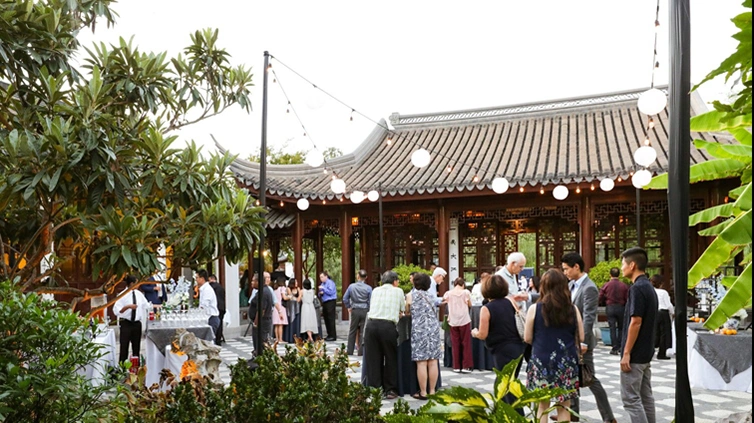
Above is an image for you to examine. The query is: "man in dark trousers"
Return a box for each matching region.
[620,247,658,423]
[318,271,338,341]
[114,275,149,364]
[561,252,616,423]
[209,274,226,346]
[600,267,629,355]
[248,273,273,356]
[343,269,372,355]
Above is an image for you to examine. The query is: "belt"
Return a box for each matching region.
[351,305,369,310]
[119,318,140,324]
[368,318,396,324]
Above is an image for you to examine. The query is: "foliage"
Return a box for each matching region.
[589,259,629,288]
[646,0,752,330]
[0,0,264,310]
[248,143,308,165]
[386,356,574,422]
[392,264,432,294]
[0,281,125,422]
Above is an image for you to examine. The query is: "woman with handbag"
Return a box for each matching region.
[443,277,474,373]
[472,274,527,410]
[524,269,584,423]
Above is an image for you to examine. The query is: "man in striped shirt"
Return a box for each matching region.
[363,271,405,399]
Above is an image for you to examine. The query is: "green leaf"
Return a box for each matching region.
[422,402,483,422]
[690,203,738,226]
[730,128,752,146]
[730,185,748,200]
[693,140,752,162]
[645,159,749,189]
[493,356,523,403]
[687,236,740,288]
[733,183,752,211]
[719,209,752,245]
[698,219,734,237]
[431,387,489,409]
[704,263,753,329]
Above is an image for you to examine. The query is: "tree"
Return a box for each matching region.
[647,0,751,329]
[247,143,307,165]
[0,0,265,312]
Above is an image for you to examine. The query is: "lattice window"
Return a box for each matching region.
[304,219,340,236]
[451,205,578,223]
[359,213,436,228]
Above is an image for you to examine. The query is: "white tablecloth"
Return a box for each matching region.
[687,328,753,392]
[80,328,117,386]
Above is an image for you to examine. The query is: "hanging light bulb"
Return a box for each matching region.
[367,190,379,202]
[350,191,365,204]
[305,150,324,167]
[519,186,525,192]
[553,185,569,200]
[446,166,453,173]
[539,187,545,195]
[322,200,326,205]
[600,178,615,192]
[648,117,655,129]
[634,146,657,167]
[330,178,346,194]
[297,198,310,211]
[576,187,581,194]
[472,175,479,183]
[491,177,509,194]
[410,148,431,168]
[632,169,653,188]
[279,200,284,207]
[591,184,596,191]
[637,88,667,115]
[618,177,623,182]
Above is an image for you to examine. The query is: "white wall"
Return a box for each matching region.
[224,261,241,328]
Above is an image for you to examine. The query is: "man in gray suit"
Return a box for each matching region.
[561,252,616,423]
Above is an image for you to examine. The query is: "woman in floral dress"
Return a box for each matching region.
[524,269,584,423]
[410,273,443,400]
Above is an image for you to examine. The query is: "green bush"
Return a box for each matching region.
[392,264,432,294]
[0,281,124,422]
[589,259,630,288]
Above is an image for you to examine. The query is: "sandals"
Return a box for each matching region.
[412,392,428,400]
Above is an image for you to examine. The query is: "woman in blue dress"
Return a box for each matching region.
[410,273,443,400]
[524,269,584,423]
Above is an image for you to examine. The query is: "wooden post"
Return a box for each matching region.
[315,229,324,280]
[437,204,449,296]
[293,213,303,284]
[340,210,353,320]
[580,196,594,269]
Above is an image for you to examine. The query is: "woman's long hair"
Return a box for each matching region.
[539,269,575,327]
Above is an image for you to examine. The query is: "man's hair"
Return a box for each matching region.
[358,269,368,278]
[432,267,447,278]
[125,275,137,285]
[196,269,208,280]
[320,271,330,278]
[507,252,525,265]
[622,247,648,271]
[650,274,663,288]
[381,271,399,285]
[609,267,620,278]
[560,252,585,272]
[413,273,431,291]
[209,274,217,281]
[482,274,509,299]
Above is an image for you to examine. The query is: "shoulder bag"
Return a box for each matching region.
[506,297,526,341]
[575,306,594,388]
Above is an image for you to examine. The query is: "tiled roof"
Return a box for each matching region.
[220,87,730,201]
[264,209,296,229]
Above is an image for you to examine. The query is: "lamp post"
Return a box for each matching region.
[256,51,270,354]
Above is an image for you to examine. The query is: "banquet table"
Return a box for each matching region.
[80,327,117,386]
[145,325,214,387]
[687,325,752,392]
[443,305,494,370]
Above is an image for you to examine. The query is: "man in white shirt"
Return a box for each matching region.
[495,253,533,304]
[114,275,149,363]
[429,266,447,306]
[196,269,221,337]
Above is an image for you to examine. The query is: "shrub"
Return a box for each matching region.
[0,281,124,422]
[589,259,629,288]
[392,264,432,294]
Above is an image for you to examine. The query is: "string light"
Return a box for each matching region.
[446,166,453,173]
[539,187,545,195]
[472,175,479,183]
[590,184,596,191]
[350,109,354,121]
[279,200,284,207]
[576,187,581,194]
[519,186,525,193]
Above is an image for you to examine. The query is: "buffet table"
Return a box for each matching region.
[443,305,494,370]
[80,328,117,386]
[145,325,214,387]
[687,325,752,392]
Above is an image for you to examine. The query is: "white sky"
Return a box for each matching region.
[76,0,744,159]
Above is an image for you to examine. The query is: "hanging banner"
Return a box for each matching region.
[449,218,459,281]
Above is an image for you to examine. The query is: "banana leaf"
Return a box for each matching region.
[704,263,753,329]
[690,110,752,132]
[733,182,752,211]
[690,204,738,226]
[719,210,752,246]
[730,127,752,146]
[694,140,752,162]
[687,236,739,288]
[698,218,734,237]
[645,159,749,189]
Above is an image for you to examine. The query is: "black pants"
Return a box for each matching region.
[492,342,526,415]
[253,316,272,355]
[364,319,398,394]
[571,349,615,422]
[607,304,625,352]
[347,308,368,354]
[119,319,142,363]
[656,309,672,358]
[215,311,225,345]
[322,299,337,339]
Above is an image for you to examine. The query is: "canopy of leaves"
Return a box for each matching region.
[0,0,264,309]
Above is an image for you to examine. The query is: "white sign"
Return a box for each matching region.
[449,218,459,281]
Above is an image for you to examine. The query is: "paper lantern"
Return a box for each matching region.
[305,150,324,167]
[330,178,346,194]
[553,185,569,200]
[349,191,365,204]
[296,198,310,211]
[632,169,653,188]
[367,190,379,202]
[491,177,509,194]
[633,146,657,167]
[637,88,667,115]
[410,148,431,168]
[600,178,615,192]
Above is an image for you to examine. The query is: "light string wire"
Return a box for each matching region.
[644,0,662,148]
[269,55,503,192]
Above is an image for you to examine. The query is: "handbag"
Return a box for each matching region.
[313,296,322,309]
[441,315,450,331]
[507,297,526,341]
[578,353,595,388]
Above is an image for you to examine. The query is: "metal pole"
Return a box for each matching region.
[668,1,694,420]
[636,188,642,247]
[378,182,384,272]
[256,51,270,354]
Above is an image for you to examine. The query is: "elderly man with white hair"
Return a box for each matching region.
[495,252,536,304]
[428,266,447,306]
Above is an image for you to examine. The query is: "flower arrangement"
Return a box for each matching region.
[164,276,192,310]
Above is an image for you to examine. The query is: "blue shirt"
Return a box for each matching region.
[319,278,337,302]
[343,281,372,309]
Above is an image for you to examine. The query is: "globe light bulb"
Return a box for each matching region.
[637,88,667,115]
[632,169,653,188]
[553,185,569,200]
[367,190,379,202]
[296,198,310,211]
[633,146,657,167]
[600,178,615,192]
[491,177,509,194]
[330,178,346,194]
[349,191,365,204]
[305,150,324,167]
[410,148,431,168]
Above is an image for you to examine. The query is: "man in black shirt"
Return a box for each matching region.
[620,247,658,423]
[209,274,226,346]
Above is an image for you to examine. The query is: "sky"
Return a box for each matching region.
[75,0,745,160]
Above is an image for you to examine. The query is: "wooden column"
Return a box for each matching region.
[437,204,449,297]
[293,213,303,284]
[218,244,226,287]
[580,196,594,271]
[315,229,324,280]
[340,210,353,319]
